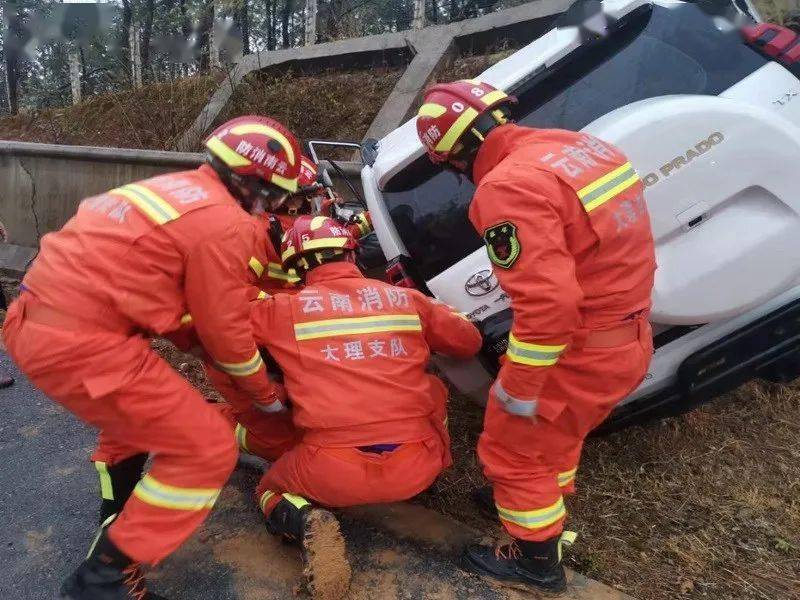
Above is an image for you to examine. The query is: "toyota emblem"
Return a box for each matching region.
[465,269,499,297]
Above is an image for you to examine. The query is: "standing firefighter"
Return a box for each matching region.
[3,115,302,599]
[416,80,656,593]
[242,215,481,599]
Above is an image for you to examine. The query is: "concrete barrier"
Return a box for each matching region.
[0,140,362,249]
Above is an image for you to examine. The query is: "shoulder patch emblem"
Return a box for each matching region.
[484,221,521,269]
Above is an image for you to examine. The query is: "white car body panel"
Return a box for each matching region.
[362,0,800,409]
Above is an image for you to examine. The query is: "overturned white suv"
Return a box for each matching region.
[356,0,800,430]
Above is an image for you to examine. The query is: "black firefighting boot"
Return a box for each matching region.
[472,485,499,520]
[95,454,148,525]
[264,496,351,600]
[462,533,576,595]
[60,527,168,600]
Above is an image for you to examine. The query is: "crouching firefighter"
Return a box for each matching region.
[416,80,656,594]
[244,215,482,599]
[3,114,303,599]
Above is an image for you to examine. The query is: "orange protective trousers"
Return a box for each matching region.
[479,321,652,542]
[215,379,448,516]
[4,294,238,565]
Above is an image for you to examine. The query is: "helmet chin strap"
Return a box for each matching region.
[449,105,513,181]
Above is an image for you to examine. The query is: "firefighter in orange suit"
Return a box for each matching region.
[3,115,303,600]
[416,80,656,594]
[242,215,481,599]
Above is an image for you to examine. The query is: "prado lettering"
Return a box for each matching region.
[642,132,725,188]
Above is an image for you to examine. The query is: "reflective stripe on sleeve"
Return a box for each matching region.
[294,314,422,341]
[496,497,566,530]
[506,333,566,366]
[110,184,180,225]
[256,290,269,301]
[493,380,537,417]
[133,474,220,511]
[94,461,114,501]
[215,350,264,377]
[577,162,640,212]
[249,257,265,278]
[267,263,300,283]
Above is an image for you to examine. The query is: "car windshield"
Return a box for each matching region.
[381,2,769,284]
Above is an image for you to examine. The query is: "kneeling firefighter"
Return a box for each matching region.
[4,115,302,599]
[416,80,656,594]
[242,215,482,599]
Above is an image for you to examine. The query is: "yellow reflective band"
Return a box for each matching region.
[133,474,220,511]
[205,136,252,168]
[460,78,482,84]
[249,257,265,278]
[180,313,193,325]
[256,290,268,300]
[418,103,448,118]
[271,173,298,193]
[577,162,640,212]
[267,263,300,283]
[310,216,330,230]
[558,467,577,487]
[506,333,567,367]
[94,461,114,501]
[235,423,249,453]
[111,185,180,225]
[301,237,350,252]
[259,490,276,513]
[294,314,422,341]
[215,350,264,377]
[230,123,297,166]
[436,107,479,153]
[481,89,508,106]
[281,246,298,262]
[282,492,310,509]
[497,497,566,530]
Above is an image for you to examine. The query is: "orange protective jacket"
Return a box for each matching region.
[469,124,656,405]
[250,261,482,446]
[22,164,275,406]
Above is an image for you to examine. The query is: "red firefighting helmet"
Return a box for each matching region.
[416,79,515,163]
[298,155,320,189]
[281,215,357,270]
[205,116,302,193]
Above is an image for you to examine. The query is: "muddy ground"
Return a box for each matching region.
[150,338,800,600]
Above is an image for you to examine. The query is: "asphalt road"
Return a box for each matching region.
[0,351,629,600]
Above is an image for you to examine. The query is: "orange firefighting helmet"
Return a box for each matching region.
[281,215,357,271]
[205,115,302,193]
[416,79,515,163]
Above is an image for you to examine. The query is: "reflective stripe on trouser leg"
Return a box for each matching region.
[235,424,249,454]
[258,490,309,518]
[496,496,567,533]
[558,467,577,489]
[95,461,114,501]
[95,453,149,525]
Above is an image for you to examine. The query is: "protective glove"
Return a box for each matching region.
[742,23,800,71]
[253,382,289,414]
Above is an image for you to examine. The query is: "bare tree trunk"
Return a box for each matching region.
[210,3,222,68]
[239,0,251,55]
[281,0,294,48]
[304,0,317,46]
[141,0,155,75]
[68,44,82,105]
[129,21,143,88]
[4,3,23,115]
[120,0,133,79]
[198,0,214,71]
[412,0,426,29]
[430,0,438,23]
